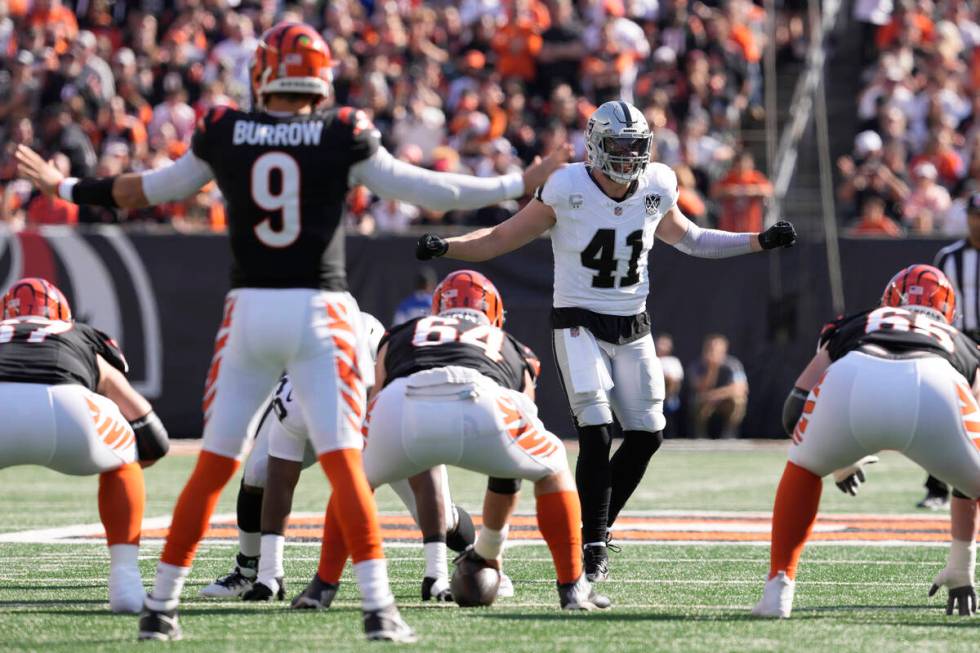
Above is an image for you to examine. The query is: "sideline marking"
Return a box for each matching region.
[0,510,952,547]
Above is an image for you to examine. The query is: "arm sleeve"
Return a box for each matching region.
[671,221,755,258]
[141,151,216,204]
[349,147,524,212]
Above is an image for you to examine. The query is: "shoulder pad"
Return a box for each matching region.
[196,105,233,134]
[645,162,678,191]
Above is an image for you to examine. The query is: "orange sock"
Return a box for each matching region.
[769,461,822,580]
[536,490,583,585]
[318,449,383,563]
[317,494,350,583]
[98,462,145,546]
[161,450,239,567]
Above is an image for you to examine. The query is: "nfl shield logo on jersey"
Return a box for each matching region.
[645,194,661,216]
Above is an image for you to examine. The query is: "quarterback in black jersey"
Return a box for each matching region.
[17,21,567,644]
[754,265,980,619]
[300,270,610,611]
[0,278,169,614]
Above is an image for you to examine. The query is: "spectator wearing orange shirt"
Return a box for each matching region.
[848,195,905,237]
[28,0,77,54]
[711,151,773,233]
[491,0,546,82]
[876,4,935,50]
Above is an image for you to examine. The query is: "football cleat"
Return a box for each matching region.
[446,505,476,553]
[558,575,611,611]
[363,603,417,643]
[200,553,257,598]
[497,572,514,599]
[108,563,144,614]
[137,605,182,641]
[421,576,453,602]
[290,574,340,610]
[752,571,796,618]
[584,544,609,582]
[916,492,950,511]
[241,577,285,602]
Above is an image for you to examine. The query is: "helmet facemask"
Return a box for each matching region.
[596,135,652,184]
[586,101,654,185]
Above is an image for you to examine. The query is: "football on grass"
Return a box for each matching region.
[450,553,501,607]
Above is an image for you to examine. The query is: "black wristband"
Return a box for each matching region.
[72,177,119,208]
[130,410,170,461]
[782,386,809,437]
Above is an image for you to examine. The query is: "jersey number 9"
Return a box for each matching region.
[252,152,301,248]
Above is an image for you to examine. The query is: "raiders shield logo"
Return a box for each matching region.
[644,194,661,216]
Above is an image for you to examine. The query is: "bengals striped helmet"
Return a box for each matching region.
[251,22,333,105]
[2,277,72,321]
[432,270,504,327]
[881,264,956,324]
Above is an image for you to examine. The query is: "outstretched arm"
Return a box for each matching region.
[350,144,571,212]
[417,198,557,262]
[656,205,796,258]
[16,145,213,209]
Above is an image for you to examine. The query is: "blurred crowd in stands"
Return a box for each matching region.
[846,0,980,237]
[0,0,804,233]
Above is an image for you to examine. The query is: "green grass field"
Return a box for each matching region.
[0,442,975,652]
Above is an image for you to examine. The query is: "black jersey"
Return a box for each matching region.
[0,317,128,391]
[381,315,535,391]
[819,306,980,382]
[191,105,380,290]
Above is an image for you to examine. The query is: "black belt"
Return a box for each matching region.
[856,344,940,362]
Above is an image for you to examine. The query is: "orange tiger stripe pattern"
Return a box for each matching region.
[792,371,828,445]
[325,300,366,436]
[1,277,72,321]
[202,296,236,425]
[86,397,136,453]
[496,395,559,458]
[955,382,980,447]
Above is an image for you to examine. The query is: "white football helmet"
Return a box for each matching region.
[585,101,652,184]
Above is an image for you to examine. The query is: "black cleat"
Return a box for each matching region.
[363,603,417,642]
[290,574,339,610]
[137,605,182,641]
[421,576,453,602]
[446,505,476,552]
[558,575,612,611]
[241,577,285,601]
[916,491,950,511]
[200,553,257,598]
[584,544,609,582]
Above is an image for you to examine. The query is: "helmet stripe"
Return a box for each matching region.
[618,101,632,127]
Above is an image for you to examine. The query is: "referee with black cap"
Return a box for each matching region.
[926,191,980,509]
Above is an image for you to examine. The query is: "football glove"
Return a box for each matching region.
[416,234,448,260]
[929,538,976,616]
[831,455,879,496]
[758,221,797,250]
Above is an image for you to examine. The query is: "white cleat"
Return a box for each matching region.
[752,571,796,618]
[108,564,145,614]
[496,572,514,599]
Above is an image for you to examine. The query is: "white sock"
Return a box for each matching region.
[147,562,189,611]
[584,541,607,549]
[424,541,448,580]
[239,529,261,558]
[109,543,139,570]
[353,558,394,611]
[257,534,285,588]
[474,525,508,561]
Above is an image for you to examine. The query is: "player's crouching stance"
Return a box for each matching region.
[0,278,170,613]
[18,21,565,644]
[418,100,796,581]
[755,264,980,618]
[296,271,609,610]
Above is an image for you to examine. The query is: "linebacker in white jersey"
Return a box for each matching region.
[417,100,797,580]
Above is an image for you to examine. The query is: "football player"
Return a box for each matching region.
[17,23,565,643]
[754,264,980,618]
[290,270,608,610]
[200,312,478,602]
[0,278,170,613]
[416,100,797,580]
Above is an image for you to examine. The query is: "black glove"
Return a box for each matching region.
[416,233,448,260]
[928,583,977,616]
[758,221,797,250]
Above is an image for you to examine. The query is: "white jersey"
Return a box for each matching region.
[537,162,678,316]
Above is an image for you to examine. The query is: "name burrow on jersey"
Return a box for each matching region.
[232,120,324,147]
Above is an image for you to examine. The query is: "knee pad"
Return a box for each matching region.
[576,404,614,427]
[621,399,666,433]
[242,451,269,489]
[487,477,522,494]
